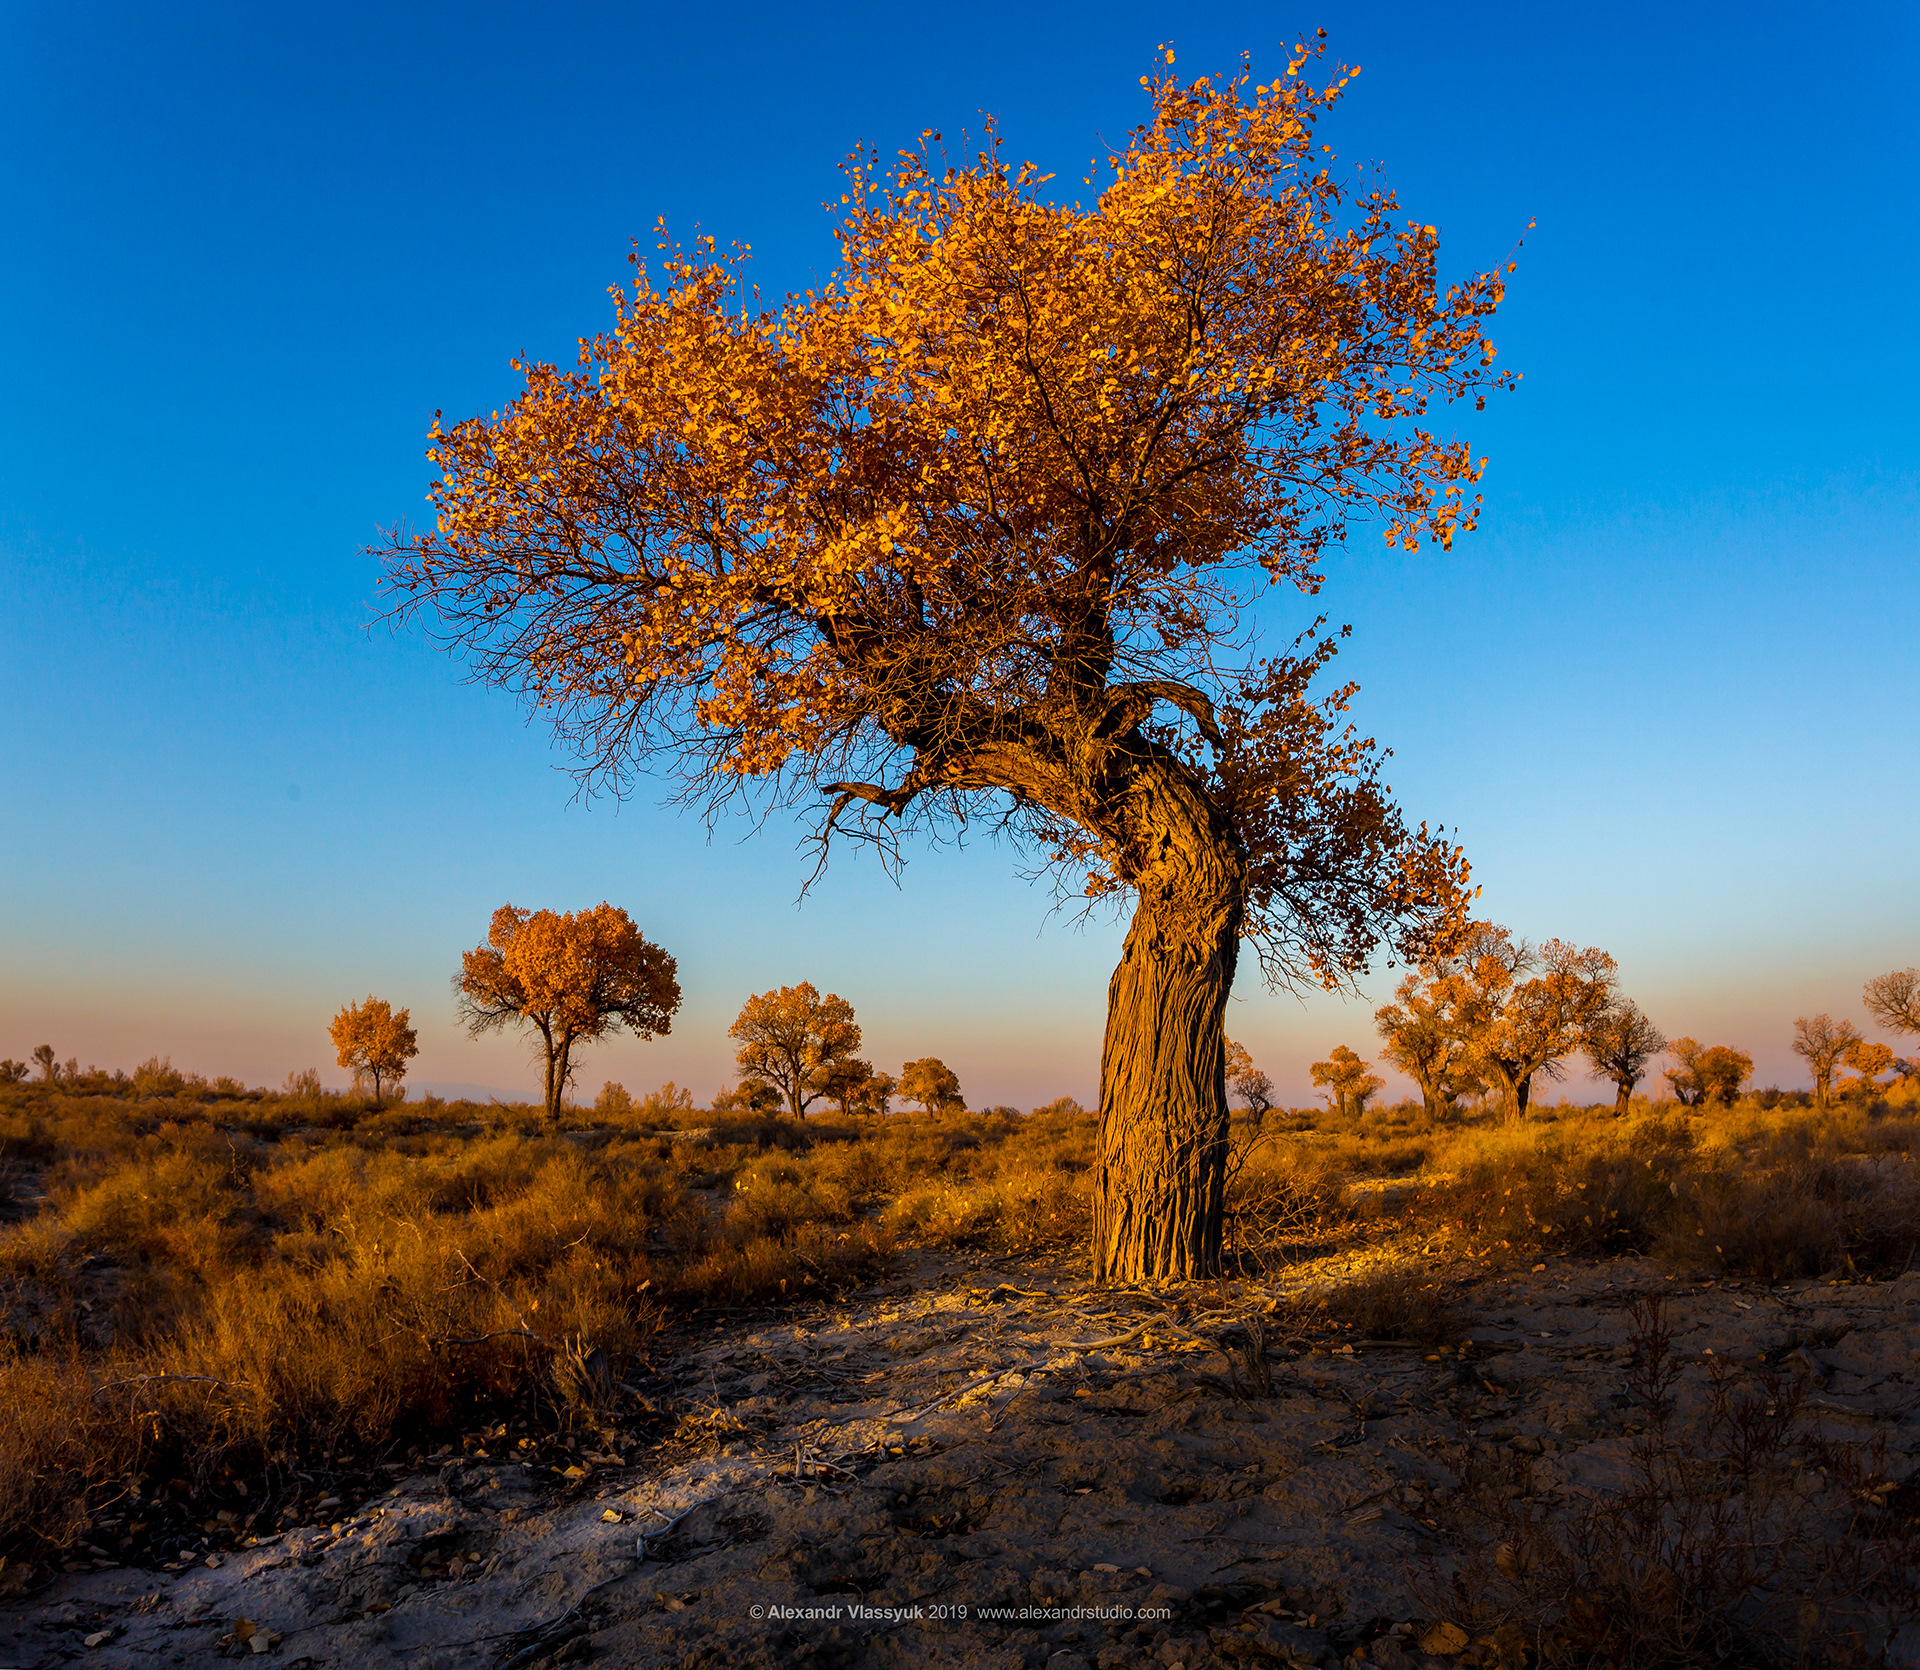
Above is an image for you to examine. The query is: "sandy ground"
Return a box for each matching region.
[8,1251,1918,1670]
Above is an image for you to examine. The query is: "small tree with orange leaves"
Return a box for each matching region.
[329,995,419,1100]
[728,982,863,1120]
[386,42,1507,1280]
[456,904,680,1120]
[1432,924,1616,1120]
[1309,1044,1382,1119]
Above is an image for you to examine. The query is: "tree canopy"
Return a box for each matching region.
[328,995,418,1100]
[456,903,680,1119]
[729,983,863,1119]
[384,43,1502,991]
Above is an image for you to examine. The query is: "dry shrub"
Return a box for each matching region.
[0,1342,134,1561]
[1227,1136,1349,1267]
[1673,1121,1920,1280]
[1431,1296,1920,1670]
[666,1221,893,1306]
[1427,1112,1697,1257]
[1289,1267,1463,1346]
[1411,1105,1920,1276]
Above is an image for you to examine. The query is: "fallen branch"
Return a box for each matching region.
[92,1374,252,1399]
[893,1360,1046,1421]
[1064,1321,1153,1351]
[425,1327,558,1350]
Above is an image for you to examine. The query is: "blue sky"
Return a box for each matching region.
[2,1,1915,1106]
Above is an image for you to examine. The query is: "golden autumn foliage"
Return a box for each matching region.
[727,982,862,1120]
[385,42,1510,1280]
[1428,925,1617,1120]
[1308,1044,1383,1119]
[1374,968,1484,1118]
[898,1057,964,1115]
[1664,1038,1754,1108]
[326,995,418,1101]
[456,903,680,1119]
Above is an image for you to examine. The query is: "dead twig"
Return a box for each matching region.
[92,1374,252,1398]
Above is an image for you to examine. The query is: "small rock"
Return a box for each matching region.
[1371,1638,1414,1670]
[1418,1623,1469,1656]
[204,1553,224,1569]
[84,1630,116,1649]
[1509,1435,1544,1455]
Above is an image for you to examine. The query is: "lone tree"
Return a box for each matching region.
[899,1057,964,1115]
[1581,999,1666,1116]
[1663,1039,1752,1107]
[729,983,863,1119]
[1374,969,1480,1118]
[1791,1014,1860,1110]
[1435,925,1616,1121]
[329,995,419,1100]
[457,903,680,1120]
[1309,1044,1382,1119]
[1225,1040,1275,1118]
[383,45,1507,1281]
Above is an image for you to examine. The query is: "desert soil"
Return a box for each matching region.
[8,1250,1918,1670]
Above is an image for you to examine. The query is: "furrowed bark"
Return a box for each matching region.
[1092,760,1246,1285]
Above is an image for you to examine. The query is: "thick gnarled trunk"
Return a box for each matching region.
[1092,775,1246,1285]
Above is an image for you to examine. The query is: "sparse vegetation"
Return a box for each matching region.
[1431,1295,1920,1670]
[3,1057,1916,1600]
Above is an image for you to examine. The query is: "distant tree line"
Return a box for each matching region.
[1254,926,1920,1121]
[11,902,1913,1125]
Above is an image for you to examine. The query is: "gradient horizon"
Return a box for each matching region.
[2,1,1915,1108]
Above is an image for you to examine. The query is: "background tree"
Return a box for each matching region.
[0,1060,26,1084]
[30,1045,57,1085]
[899,1058,964,1116]
[1374,969,1479,1118]
[1581,999,1666,1116]
[1434,925,1615,1120]
[713,1078,783,1116]
[1791,1014,1860,1110]
[384,48,1506,1281]
[854,1071,897,1116]
[328,995,419,1100]
[1694,1044,1753,1106]
[1842,1038,1895,1098]
[729,983,862,1119]
[1863,969,1920,1039]
[1309,1045,1382,1119]
[456,903,680,1120]
[1225,1040,1275,1119]
[1664,1036,1713,1107]
[812,1055,880,1118]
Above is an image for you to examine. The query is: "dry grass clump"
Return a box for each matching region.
[1227,1135,1351,1268]
[1673,1115,1920,1280]
[1409,1105,1920,1278]
[1432,1296,1920,1670]
[874,1102,1094,1253]
[1287,1267,1463,1346]
[0,1342,136,1565]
